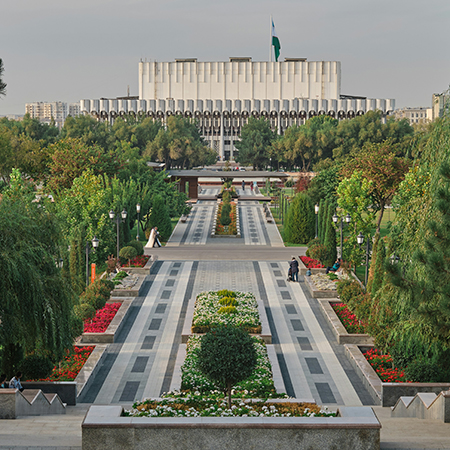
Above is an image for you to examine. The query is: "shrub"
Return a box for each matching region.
[19,354,54,380]
[119,246,138,265]
[222,190,232,203]
[336,279,363,304]
[74,303,96,321]
[217,289,236,298]
[198,326,257,408]
[404,358,447,383]
[284,193,315,244]
[219,297,238,307]
[220,205,231,226]
[218,306,237,314]
[79,279,113,311]
[307,243,328,264]
[106,255,118,274]
[127,240,144,256]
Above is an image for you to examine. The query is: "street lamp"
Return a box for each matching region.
[332,212,351,259]
[136,203,141,242]
[86,236,99,286]
[314,204,319,238]
[109,209,127,260]
[357,232,370,286]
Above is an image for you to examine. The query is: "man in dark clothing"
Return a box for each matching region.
[289,257,299,282]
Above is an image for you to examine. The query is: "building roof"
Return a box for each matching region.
[167,170,287,178]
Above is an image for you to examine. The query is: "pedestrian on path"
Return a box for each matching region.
[250,182,253,192]
[242,180,245,191]
[289,257,299,282]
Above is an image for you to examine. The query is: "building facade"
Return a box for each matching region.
[25,101,81,129]
[392,106,431,125]
[81,58,395,160]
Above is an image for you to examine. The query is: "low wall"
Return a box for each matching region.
[382,383,450,408]
[21,381,77,406]
[318,300,374,345]
[124,256,158,276]
[82,405,381,450]
[113,274,148,298]
[298,258,326,275]
[75,344,108,400]
[303,274,337,298]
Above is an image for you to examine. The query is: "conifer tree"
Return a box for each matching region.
[318,198,325,243]
[149,194,172,241]
[324,201,337,266]
[366,233,380,293]
[284,193,315,244]
[370,235,386,298]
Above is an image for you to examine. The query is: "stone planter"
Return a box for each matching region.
[112,273,148,298]
[123,256,158,276]
[304,274,338,298]
[210,200,241,238]
[318,299,374,346]
[82,405,381,450]
[298,258,326,275]
[79,298,133,344]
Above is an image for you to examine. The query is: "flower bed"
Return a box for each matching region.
[126,396,333,418]
[309,273,343,291]
[180,335,280,398]
[121,255,150,268]
[363,348,411,383]
[331,303,366,334]
[300,256,324,269]
[215,202,237,235]
[38,346,94,381]
[83,303,121,333]
[192,291,261,334]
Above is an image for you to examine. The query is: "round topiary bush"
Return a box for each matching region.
[219,297,238,307]
[19,354,54,380]
[74,303,96,321]
[119,246,138,265]
[218,306,237,314]
[197,325,257,408]
[127,240,144,256]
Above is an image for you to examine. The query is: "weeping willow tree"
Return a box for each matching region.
[370,111,450,381]
[0,171,79,374]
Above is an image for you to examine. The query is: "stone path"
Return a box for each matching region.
[2,197,450,449]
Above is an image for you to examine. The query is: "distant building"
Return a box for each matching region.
[25,101,81,129]
[392,106,431,125]
[81,57,395,161]
[432,93,450,120]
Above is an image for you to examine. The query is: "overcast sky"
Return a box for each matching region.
[1,0,449,115]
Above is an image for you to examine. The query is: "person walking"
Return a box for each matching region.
[289,257,299,282]
[241,180,245,191]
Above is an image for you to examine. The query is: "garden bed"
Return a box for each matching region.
[344,344,450,407]
[79,299,133,344]
[318,300,374,345]
[299,256,326,275]
[178,335,283,399]
[211,200,241,238]
[182,291,271,343]
[112,272,148,297]
[82,405,381,450]
[123,255,157,276]
[304,273,344,298]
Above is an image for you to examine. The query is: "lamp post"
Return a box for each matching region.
[136,203,141,242]
[109,209,128,260]
[314,204,319,238]
[357,232,370,286]
[332,212,351,259]
[85,236,99,286]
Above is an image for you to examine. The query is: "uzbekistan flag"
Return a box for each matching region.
[272,20,281,62]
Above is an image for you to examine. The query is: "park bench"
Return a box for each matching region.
[180,214,188,223]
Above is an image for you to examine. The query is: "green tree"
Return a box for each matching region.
[148,194,172,241]
[61,114,111,150]
[0,172,78,374]
[0,58,6,97]
[197,326,257,409]
[307,159,341,205]
[284,193,315,244]
[332,110,414,160]
[341,141,410,232]
[324,201,337,266]
[234,117,276,170]
[276,116,338,171]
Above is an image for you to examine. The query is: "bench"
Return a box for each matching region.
[180,215,188,223]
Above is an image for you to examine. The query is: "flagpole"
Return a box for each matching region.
[269,15,272,62]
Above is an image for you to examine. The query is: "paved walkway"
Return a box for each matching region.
[2,197,450,449]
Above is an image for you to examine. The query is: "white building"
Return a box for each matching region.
[432,93,450,120]
[81,58,395,160]
[392,106,431,125]
[25,101,81,129]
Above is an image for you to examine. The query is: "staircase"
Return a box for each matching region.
[1,388,66,418]
[391,390,450,422]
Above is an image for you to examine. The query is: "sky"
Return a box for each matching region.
[0,0,449,115]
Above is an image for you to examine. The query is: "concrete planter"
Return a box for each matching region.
[318,299,374,346]
[210,200,241,238]
[123,256,158,276]
[21,381,77,406]
[82,405,381,450]
[113,274,148,298]
[304,274,337,298]
[344,344,450,407]
[79,298,133,344]
[75,344,108,400]
[298,258,326,275]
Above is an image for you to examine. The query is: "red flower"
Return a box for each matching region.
[84,303,121,333]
